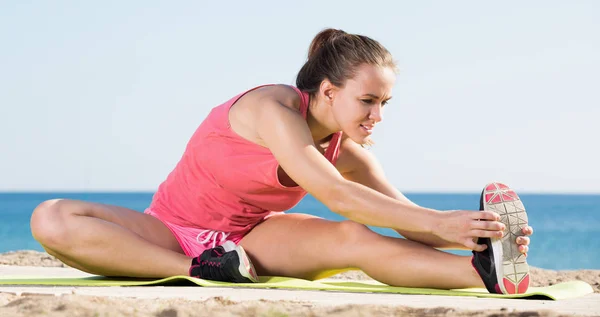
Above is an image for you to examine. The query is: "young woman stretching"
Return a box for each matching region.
[30,28,533,294]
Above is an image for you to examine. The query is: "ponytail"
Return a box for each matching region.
[296,28,397,95]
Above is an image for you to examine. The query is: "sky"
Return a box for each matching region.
[1,1,599,193]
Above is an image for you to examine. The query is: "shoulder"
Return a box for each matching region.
[229,84,306,134]
[242,84,304,113]
[229,85,312,147]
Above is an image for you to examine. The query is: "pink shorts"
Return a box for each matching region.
[144,208,275,257]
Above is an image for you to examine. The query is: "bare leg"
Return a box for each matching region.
[30,199,191,278]
[240,213,484,289]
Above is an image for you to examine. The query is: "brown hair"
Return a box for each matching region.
[296,28,397,95]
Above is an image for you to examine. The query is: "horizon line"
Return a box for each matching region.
[1,190,599,196]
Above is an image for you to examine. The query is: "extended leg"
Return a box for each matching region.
[240,213,484,289]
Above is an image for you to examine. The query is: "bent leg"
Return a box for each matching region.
[31,199,191,278]
[240,213,485,289]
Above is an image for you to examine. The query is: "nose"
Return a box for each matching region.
[369,104,383,123]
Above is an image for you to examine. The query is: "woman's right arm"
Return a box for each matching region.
[254,95,440,234]
[249,89,503,251]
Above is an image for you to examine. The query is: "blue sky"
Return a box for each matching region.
[1,1,599,193]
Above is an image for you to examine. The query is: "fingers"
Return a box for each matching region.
[469,234,530,253]
[518,244,529,254]
[472,211,500,221]
[470,216,505,240]
[469,236,529,253]
[465,238,488,252]
[467,212,532,254]
[522,226,534,235]
[471,229,504,239]
[472,219,505,231]
[516,236,530,245]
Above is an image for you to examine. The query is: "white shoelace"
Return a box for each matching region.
[196,230,230,249]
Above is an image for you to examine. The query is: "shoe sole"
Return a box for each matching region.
[481,182,530,294]
[222,241,259,283]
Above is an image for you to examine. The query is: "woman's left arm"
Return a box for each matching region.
[336,137,464,249]
[336,137,532,251]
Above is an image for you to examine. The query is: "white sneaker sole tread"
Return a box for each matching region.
[482,182,530,294]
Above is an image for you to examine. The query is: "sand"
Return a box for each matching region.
[0,250,598,317]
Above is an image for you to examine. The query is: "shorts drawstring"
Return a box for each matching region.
[196,230,230,249]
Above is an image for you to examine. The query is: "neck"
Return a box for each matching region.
[306,94,338,143]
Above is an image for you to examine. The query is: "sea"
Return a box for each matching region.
[1,192,598,270]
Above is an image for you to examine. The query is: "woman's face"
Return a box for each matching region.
[330,64,396,144]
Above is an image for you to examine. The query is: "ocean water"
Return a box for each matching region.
[0,192,598,270]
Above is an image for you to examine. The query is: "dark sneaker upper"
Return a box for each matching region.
[472,188,502,293]
[472,237,502,294]
[189,244,257,283]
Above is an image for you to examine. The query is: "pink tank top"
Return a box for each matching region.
[148,85,343,233]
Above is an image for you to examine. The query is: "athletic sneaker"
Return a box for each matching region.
[471,182,530,294]
[189,240,259,283]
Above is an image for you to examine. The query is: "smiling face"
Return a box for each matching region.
[328,64,396,144]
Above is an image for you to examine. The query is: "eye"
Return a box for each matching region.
[381,100,389,107]
[361,99,373,105]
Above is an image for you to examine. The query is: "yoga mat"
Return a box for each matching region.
[0,275,592,300]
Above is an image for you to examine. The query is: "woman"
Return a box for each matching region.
[30,28,532,294]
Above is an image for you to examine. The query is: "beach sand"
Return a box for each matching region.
[1,250,598,316]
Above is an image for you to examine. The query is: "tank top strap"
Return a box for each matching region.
[225,84,308,117]
[286,86,343,165]
[286,86,310,119]
[325,132,343,164]
[225,84,275,112]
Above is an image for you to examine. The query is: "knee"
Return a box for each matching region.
[30,199,76,249]
[336,220,377,246]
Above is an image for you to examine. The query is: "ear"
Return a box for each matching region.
[319,79,337,105]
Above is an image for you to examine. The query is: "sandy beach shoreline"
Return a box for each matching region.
[1,250,598,316]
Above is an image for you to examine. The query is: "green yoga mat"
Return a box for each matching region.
[0,275,592,300]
